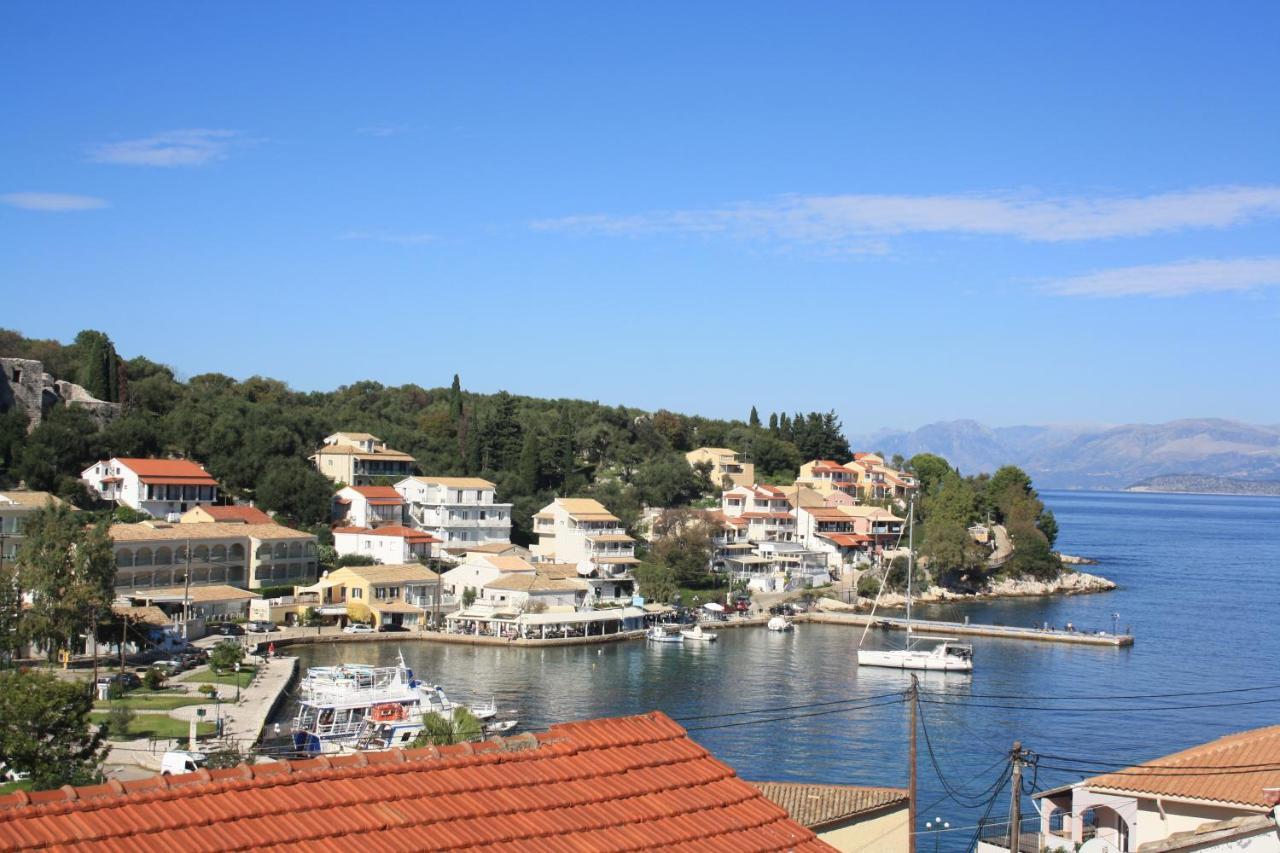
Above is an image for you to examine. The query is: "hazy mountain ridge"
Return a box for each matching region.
[858,418,1280,489]
[1127,474,1280,496]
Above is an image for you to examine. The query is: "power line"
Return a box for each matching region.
[684,695,907,732]
[917,701,1012,809]
[917,694,1280,714]
[920,682,1280,702]
[673,689,908,722]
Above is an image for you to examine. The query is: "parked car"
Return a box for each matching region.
[160,750,206,776]
[96,672,141,693]
[151,659,186,675]
[180,649,208,667]
[377,624,409,633]
[246,620,277,633]
[215,623,244,636]
[343,623,375,634]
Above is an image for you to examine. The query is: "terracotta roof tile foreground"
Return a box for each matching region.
[1085,724,1280,809]
[750,782,908,830]
[0,712,834,852]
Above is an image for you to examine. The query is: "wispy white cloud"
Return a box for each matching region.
[356,125,403,137]
[1,192,109,212]
[89,129,239,167]
[1045,257,1280,297]
[338,230,439,245]
[533,186,1280,247]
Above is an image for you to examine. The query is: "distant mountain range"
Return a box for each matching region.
[855,418,1280,490]
[1127,474,1280,496]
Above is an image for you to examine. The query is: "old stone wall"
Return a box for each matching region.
[0,356,121,431]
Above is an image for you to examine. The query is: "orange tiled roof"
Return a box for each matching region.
[116,458,218,486]
[348,485,404,503]
[1084,725,1280,809]
[333,525,441,543]
[0,712,832,852]
[193,504,275,524]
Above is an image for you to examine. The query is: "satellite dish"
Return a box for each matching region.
[1079,838,1121,853]
[576,560,595,577]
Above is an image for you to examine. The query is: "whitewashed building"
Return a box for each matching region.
[82,458,219,518]
[395,476,512,546]
[333,525,440,564]
[332,485,404,528]
[531,497,637,603]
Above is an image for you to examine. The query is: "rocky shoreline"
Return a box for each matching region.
[852,569,1116,609]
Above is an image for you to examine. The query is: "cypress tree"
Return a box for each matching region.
[748,406,760,428]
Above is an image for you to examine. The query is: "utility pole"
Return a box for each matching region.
[908,674,919,853]
[1009,741,1026,853]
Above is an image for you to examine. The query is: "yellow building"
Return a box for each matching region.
[297,564,443,629]
[685,447,755,489]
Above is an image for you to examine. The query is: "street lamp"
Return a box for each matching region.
[924,817,949,853]
[234,662,241,702]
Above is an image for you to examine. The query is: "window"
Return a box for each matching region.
[351,588,362,599]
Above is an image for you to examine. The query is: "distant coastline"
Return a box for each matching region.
[1125,474,1280,497]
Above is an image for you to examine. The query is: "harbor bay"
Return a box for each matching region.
[274,489,1280,850]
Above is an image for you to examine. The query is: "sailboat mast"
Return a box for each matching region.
[906,496,914,634]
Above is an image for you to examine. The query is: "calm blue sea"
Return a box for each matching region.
[280,490,1280,850]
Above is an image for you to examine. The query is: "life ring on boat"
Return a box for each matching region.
[371,703,408,722]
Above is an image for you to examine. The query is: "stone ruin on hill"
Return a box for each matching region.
[0,356,121,431]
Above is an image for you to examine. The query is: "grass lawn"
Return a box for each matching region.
[93,694,207,711]
[0,780,32,795]
[179,665,257,688]
[90,712,216,741]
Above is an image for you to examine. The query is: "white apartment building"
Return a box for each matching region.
[0,491,67,564]
[531,497,637,603]
[333,525,441,564]
[395,476,512,546]
[332,485,404,528]
[721,484,797,543]
[82,457,220,518]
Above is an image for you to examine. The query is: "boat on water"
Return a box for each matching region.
[647,625,684,643]
[680,624,718,642]
[766,616,794,632]
[291,652,505,754]
[856,496,974,673]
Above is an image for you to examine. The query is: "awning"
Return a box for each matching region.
[703,602,725,612]
[370,600,425,614]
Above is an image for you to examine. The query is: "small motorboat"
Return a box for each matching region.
[766,616,794,632]
[680,624,718,642]
[647,625,684,643]
[484,719,518,735]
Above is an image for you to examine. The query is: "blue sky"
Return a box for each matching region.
[3,3,1279,432]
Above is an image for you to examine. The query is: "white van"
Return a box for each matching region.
[160,750,206,776]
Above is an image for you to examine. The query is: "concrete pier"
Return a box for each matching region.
[805,612,1134,646]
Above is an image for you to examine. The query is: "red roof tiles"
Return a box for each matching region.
[193,504,275,525]
[117,458,218,487]
[348,485,402,500]
[0,712,832,851]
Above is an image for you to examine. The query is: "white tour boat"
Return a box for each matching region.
[679,624,718,642]
[856,496,974,673]
[291,652,501,754]
[647,625,684,643]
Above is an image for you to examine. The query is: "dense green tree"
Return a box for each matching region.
[649,510,717,587]
[768,412,778,433]
[209,641,245,674]
[255,457,332,525]
[0,553,21,665]
[15,503,116,659]
[920,474,984,573]
[16,406,98,493]
[907,453,954,496]
[0,669,106,789]
[748,406,760,428]
[634,559,678,602]
[0,407,27,484]
[72,330,120,403]
[633,454,704,508]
